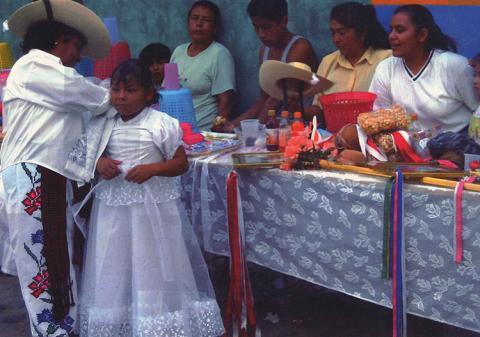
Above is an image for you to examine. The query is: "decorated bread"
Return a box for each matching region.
[357,105,410,135]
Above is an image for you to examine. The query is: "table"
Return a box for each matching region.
[181,153,480,333]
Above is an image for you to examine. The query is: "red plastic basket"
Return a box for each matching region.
[93,41,131,80]
[319,91,377,133]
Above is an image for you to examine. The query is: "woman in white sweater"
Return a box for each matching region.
[369,4,479,133]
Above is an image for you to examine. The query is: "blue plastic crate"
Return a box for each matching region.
[159,88,199,131]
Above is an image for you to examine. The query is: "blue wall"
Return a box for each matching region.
[375,5,480,59]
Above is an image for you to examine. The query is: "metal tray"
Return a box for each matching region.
[232,151,284,169]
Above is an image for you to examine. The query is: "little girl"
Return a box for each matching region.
[75,60,224,337]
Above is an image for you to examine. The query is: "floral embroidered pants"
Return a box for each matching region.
[2,163,78,337]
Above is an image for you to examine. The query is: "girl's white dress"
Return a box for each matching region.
[79,108,224,337]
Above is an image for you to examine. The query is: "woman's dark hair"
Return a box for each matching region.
[331,2,389,50]
[21,20,86,54]
[247,0,288,22]
[472,53,480,66]
[139,43,171,66]
[111,59,159,106]
[188,0,221,29]
[394,4,457,53]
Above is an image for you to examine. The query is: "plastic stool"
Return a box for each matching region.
[159,88,199,132]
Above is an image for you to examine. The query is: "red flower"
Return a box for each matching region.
[22,187,41,215]
[28,270,49,298]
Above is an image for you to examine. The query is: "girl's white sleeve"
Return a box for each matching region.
[21,57,110,115]
[369,59,393,110]
[151,113,184,160]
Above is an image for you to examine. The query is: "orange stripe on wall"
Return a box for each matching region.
[371,0,480,4]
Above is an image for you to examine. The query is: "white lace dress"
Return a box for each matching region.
[79,109,224,337]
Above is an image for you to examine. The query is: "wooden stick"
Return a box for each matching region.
[318,160,393,178]
[421,177,480,192]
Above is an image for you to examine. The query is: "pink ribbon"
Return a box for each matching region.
[454,176,476,264]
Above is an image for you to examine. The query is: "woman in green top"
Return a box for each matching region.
[170,0,236,131]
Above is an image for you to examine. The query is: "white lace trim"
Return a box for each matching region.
[79,299,224,337]
[94,176,180,206]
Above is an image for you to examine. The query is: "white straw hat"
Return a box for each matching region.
[8,0,111,58]
[259,60,333,100]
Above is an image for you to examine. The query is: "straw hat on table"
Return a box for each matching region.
[7,0,110,58]
[259,60,333,100]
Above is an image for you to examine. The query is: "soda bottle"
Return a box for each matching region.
[278,110,291,152]
[291,111,305,137]
[266,109,279,151]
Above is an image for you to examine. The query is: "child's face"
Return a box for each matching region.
[149,59,168,86]
[110,77,153,120]
[474,63,480,97]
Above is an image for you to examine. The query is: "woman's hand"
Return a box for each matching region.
[96,157,122,180]
[125,164,154,184]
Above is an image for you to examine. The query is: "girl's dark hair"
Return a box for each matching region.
[111,59,159,105]
[394,4,457,53]
[331,2,389,50]
[139,43,171,66]
[247,0,288,22]
[21,20,86,54]
[188,0,221,29]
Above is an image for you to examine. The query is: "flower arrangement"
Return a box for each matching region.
[280,123,337,170]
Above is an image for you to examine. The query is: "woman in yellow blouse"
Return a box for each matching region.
[305,1,391,122]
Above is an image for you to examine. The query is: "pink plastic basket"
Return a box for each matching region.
[319,91,377,133]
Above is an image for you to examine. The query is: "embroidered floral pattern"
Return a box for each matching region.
[17,163,76,336]
[35,309,74,336]
[31,230,44,245]
[29,270,50,298]
[22,186,42,215]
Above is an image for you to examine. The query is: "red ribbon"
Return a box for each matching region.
[454,176,476,264]
[391,131,425,163]
[224,171,257,337]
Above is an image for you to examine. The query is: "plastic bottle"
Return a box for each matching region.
[407,114,441,159]
[266,109,279,151]
[291,111,305,137]
[278,110,291,152]
[408,113,422,132]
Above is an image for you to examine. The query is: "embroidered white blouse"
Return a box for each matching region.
[369,50,479,132]
[0,49,110,179]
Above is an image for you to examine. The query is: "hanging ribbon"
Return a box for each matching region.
[224,171,257,337]
[382,177,395,279]
[392,169,406,337]
[453,176,476,264]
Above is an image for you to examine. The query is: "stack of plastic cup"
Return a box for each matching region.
[103,17,120,44]
[158,62,199,131]
[163,63,180,90]
[240,119,260,147]
[0,42,14,69]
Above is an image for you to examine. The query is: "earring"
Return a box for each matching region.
[54,41,59,46]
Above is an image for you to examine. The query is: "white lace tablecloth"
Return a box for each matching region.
[180,153,480,333]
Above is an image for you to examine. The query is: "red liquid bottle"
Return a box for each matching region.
[291,111,305,137]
